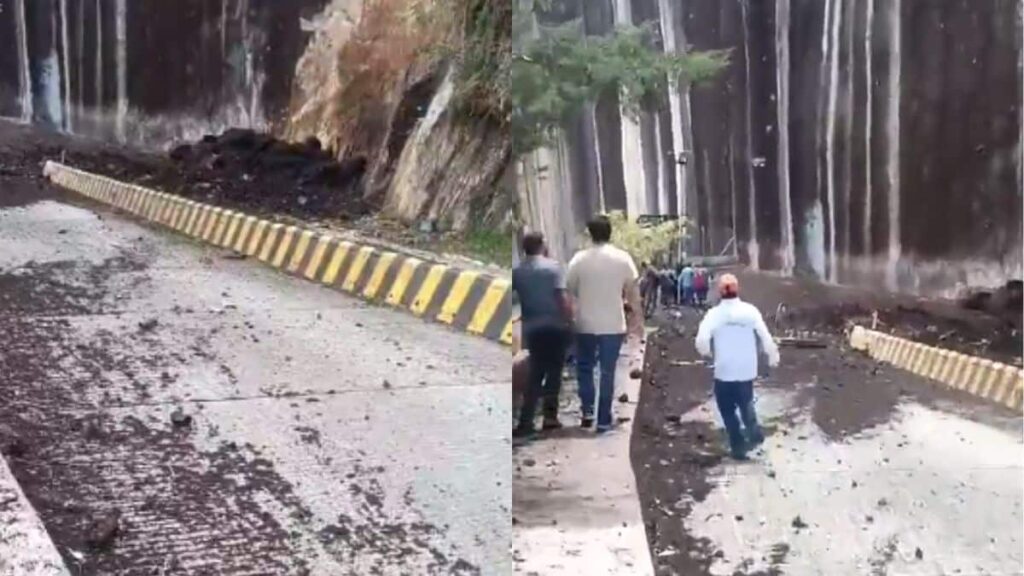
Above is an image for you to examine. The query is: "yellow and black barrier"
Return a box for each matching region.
[849,325,1023,411]
[43,161,513,345]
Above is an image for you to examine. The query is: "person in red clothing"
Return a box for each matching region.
[693,267,709,307]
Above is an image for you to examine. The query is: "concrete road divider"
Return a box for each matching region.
[849,325,1023,411]
[44,161,513,345]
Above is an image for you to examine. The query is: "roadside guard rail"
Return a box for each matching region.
[850,325,1023,411]
[44,161,513,346]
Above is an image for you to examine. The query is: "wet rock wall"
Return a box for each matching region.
[517,0,1023,297]
[284,0,513,231]
[0,0,330,145]
[0,0,512,233]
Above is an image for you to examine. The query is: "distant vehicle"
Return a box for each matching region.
[636,214,680,227]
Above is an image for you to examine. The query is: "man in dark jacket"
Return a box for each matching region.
[512,232,573,437]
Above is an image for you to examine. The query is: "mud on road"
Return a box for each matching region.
[0,134,508,574]
[0,250,316,573]
[631,273,1023,575]
[0,211,490,575]
[752,272,1021,367]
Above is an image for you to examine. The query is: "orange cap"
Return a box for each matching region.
[718,273,739,297]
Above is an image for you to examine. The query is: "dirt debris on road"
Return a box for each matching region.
[1,121,372,223]
[0,134,504,574]
[0,425,27,459]
[0,247,312,573]
[0,235,485,575]
[631,271,1023,575]
[85,511,121,550]
[756,272,1022,367]
[170,407,193,428]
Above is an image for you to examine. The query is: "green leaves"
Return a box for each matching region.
[453,0,512,121]
[579,211,687,266]
[511,22,730,156]
[403,0,728,159]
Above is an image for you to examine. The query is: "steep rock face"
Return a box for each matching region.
[0,0,331,144]
[384,70,511,229]
[0,0,511,232]
[285,0,440,161]
[518,0,1023,298]
[285,0,511,231]
[285,0,365,147]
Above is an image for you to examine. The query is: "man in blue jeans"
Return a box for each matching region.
[695,274,780,459]
[566,216,643,433]
[678,263,695,306]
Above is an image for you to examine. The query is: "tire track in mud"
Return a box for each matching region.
[0,246,479,574]
[0,253,312,573]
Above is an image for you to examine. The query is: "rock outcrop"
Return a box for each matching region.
[285,0,511,231]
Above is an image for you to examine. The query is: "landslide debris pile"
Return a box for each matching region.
[770,282,1023,367]
[164,129,372,220]
[43,127,374,222]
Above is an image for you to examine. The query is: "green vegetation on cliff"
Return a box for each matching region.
[453,0,512,124]
[404,0,511,124]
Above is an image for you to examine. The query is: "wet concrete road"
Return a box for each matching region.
[677,386,1022,574]
[634,305,1023,576]
[0,180,510,574]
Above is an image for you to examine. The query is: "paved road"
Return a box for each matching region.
[635,304,1023,576]
[0,175,509,574]
[677,385,1022,574]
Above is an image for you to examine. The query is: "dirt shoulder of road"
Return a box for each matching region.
[736,270,1022,367]
[630,271,1022,575]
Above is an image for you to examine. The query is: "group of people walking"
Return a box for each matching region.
[640,263,713,318]
[512,216,642,437]
[513,215,780,461]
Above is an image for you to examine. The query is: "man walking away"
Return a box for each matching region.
[512,232,572,438]
[678,263,695,306]
[640,263,659,318]
[660,268,677,307]
[694,274,780,459]
[693,267,709,307]
[639,262,651,300]
[566,216,643,433]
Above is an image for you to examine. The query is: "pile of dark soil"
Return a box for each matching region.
[1,122,374,222]
[742,272,1022,367]
[163,129,372,220]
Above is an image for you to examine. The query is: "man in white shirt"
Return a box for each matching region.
[694,274,780,459]
[566,215,643,432]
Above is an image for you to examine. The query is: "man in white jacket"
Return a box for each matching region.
[694,273,780,459]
